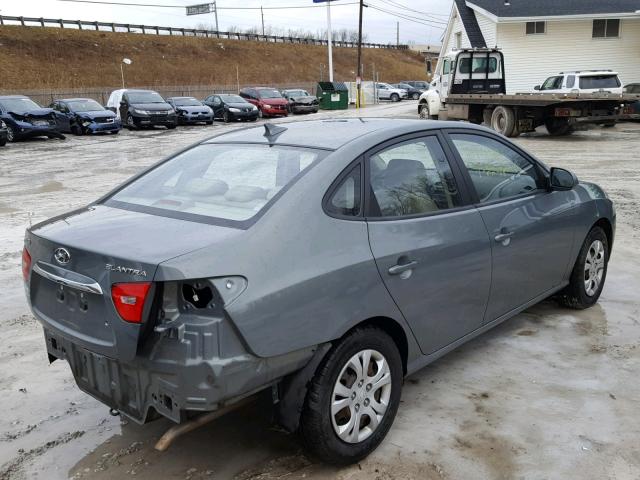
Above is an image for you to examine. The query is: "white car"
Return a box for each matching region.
[374,83,407,102]
[534,71,624,94]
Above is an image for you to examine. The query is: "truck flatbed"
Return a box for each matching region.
[446,93,640,107]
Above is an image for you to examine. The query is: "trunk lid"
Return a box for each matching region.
[26,205,240,361]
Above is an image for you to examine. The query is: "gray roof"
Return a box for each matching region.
[205,118,480,150]
[466,0,640,17]
[455,0,486,48]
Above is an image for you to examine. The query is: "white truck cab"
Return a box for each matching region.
[420,48,505,119]
[534,71,624,95]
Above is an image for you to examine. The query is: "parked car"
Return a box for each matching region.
[401,80,430,91]
[392,83,423,100]
[203,94,259,122]
[535,70,624,94]
[239,87,289,118]
[24,119,614,465]
[0,120,7,146]
[281,89,319,114]
[0,95,64,142]
[50,98,121,135]
[374,83,406,102]
[106,89,177,130]
[166,97,213,125]
[624,83,640,118]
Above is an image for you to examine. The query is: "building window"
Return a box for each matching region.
[525,21,546,35]
[593,19,620,38]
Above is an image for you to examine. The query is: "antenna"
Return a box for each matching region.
[263,123,287,141]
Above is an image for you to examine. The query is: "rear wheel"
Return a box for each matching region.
[411,92,420,100]
[300,326,402,465]
[491,106,516,137]
[558,226,609,309]
[545,118,573,136]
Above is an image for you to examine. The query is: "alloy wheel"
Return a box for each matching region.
[584,240,605,296]
[331,349,392,444]
[6,126,15,142]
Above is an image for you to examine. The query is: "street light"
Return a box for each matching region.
[120,58,132,89]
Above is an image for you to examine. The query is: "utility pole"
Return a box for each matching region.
[326,1,333,81]
[356,0,364,108]
[396,21,399,46]
[213,0,219,32]
[260,6,265,36]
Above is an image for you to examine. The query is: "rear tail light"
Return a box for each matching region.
[22,248,32,282]
[111,282,151,323]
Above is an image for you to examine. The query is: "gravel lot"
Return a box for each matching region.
[1,103,639,480]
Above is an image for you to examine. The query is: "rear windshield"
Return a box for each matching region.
[459,57,498,74]
[257,89,283,99]
[127,91,165,103]
[107,144,324,224]
[172,98,202,106]
[579,75,621,90]
[67,99,105,112]
[0,97,41,114]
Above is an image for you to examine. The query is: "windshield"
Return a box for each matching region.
[257,89,283,99]
[67,99,105,112]
[108,144,325,223]
[127,91,165,104]
[172,98,202,106]
[579,75,621,90]
[0,97,41,114]
[219,94,246,103]
[286,90,308,97]
[541,76,563,90]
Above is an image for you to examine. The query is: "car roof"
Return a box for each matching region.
[559,70,619,75]
[167,96,198,100]
[205,118,485,150]
[0,95,30,99]
[57,98,96,102]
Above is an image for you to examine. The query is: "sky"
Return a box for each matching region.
[0,0,452,45]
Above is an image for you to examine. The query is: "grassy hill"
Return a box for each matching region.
[0,26,428,90]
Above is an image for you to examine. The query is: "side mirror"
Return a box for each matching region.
[549,167,578,190]
[534,85,541,91]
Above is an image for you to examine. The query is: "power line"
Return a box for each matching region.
[376,0,449,22]
[367,3,446,29]
[56,0,359,9]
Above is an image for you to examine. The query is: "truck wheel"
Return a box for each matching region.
[557,226,608,309]
[545,118,573,136]
[490,106,516,137]
[299,326,403,465]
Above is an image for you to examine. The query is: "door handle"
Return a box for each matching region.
[388,260,418,275]
[494,231,514,245]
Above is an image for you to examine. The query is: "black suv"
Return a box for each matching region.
[107,89,177,130]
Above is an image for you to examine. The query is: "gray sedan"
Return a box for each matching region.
[23,119,614,464]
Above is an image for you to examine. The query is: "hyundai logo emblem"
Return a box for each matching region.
[54,247,71,265]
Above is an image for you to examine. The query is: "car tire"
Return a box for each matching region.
[206,121,213,125]
[491,106,516,137]
[6,126,16,142]
[258,109,263,119]
[167,124,177,129]
[71,125,83,136]
[411,93,420,100]
[545,118,573,136]
[223,112,230,123]
[299,326,403,465]
[126,114,137,130]
[250,117,258,122]
[111,130,120,135]
[558,226,609,309]
[390,93,400,102]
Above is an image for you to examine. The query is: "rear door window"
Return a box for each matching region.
[367,136,463,217]
[579,75,621,89]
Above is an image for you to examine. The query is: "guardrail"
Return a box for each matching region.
[0,15,409,50]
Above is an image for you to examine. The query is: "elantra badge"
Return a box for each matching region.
[106,264,147,277]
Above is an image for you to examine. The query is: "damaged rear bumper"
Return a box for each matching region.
[42,318,316,424]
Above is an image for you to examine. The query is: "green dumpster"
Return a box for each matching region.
[316,82,349,110]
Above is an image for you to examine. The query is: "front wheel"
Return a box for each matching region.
[300,326,403,465]
[223,111,230,123]
[390,93,400,102]
[412,92,420,100]
[558,226,609,309]
[126,114,136,130]
[6,126,16,142]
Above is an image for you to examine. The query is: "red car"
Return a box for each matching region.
[239,87,289,118]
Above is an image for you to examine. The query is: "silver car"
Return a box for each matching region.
[23,119,614,464]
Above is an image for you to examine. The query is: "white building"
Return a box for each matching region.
[440,0,640,93]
